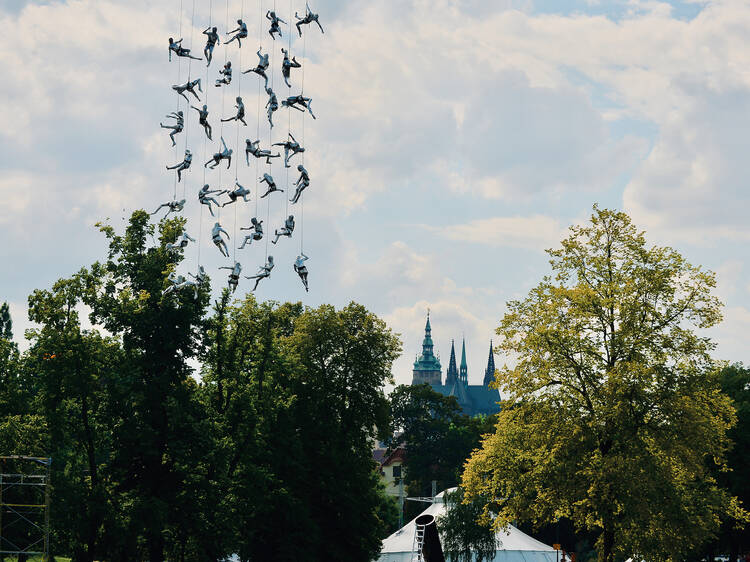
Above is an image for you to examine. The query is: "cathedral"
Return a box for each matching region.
[411,313,501,417]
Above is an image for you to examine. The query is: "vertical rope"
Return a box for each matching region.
[172,0,185,201]
[232,0,245,264]
[299,14,306,253]
[254,0,263,218]
[182,0,198,201]
[217,0,230,226]
[284,0,293,219]
[264,0,276,262]
[198,0,214,266]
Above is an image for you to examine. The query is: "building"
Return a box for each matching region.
[411,313,501,417]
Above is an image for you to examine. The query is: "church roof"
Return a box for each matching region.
[413,313,441,372]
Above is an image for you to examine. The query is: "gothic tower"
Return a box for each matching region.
[445,340,458,387]
[483,340,496,387]
[458,338,469,385]
[412,313,442,386]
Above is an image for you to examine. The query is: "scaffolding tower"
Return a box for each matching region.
[0,456,51,561]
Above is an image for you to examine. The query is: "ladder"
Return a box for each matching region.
[411,521,426,562]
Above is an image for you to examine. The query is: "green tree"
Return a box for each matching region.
[201,296,402,561]
[389,384,495,501]
[438,488,497,562]
[0,301,12,339]
[462,206,742,562]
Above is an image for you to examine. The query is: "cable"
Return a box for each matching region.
[299,10,306,253]
[182,0,198,201]
[172,0,185,201]
[198,0,214,267]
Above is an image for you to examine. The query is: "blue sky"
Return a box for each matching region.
[1,0,748,386]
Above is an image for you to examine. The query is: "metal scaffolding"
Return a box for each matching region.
[0,456,51,561]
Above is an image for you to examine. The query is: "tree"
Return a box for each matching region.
[462,206,743,562]
[389,384,495,502]
[200,296,402,561]
[0,301,12,339]
[438,488,497,562]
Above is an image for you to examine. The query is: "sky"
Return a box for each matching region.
[1,0,749,387]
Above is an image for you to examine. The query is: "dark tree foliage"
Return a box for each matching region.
[438,488,497,562]
[201,295,402,561]
[388,384,495,504]
[0,301,12,339]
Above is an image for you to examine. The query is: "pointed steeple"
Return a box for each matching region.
[412,311,442,386]
[483,340,496,387]
[445,340,458,386]
[459,338,468,385]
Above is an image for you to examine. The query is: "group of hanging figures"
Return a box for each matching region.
[159,1,324,297]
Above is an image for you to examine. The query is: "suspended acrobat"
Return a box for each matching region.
[290,164,309,204]
[198,184,227,216]
[172,79,202,102]
[273,133,304,167]
[166,230,196,251]
[272,215,295,244]
[221,96,247,126]
[205,137,232,169]
[265,85,278,128]
[212,222,230,257]
[163,273,187,296]
[190,265,209,288]
[225,19,248,47]
[281,48,302,88]
[238,217,263,248]
[168,37,201,61]
[191,104,212,140]
[259,173,283,198]
[246,256,274,291]
[266,11,286,40]
[243,48,270,87]
[215,61,232,87]
[203,26,219,66]
[166,149,192,182]
[295,3,324,37]
[160,110,184,146]
[282,94,316,119]
[151,198,186,218]
[294,253,310,292]
[222,181,251,206]
[245,138,280,165]
[219,261,242,293]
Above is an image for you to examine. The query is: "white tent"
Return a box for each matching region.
[379,489,558,562]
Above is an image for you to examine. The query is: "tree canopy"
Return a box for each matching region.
[462,206,745,562]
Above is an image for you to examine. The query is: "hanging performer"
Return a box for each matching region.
[221,96,247,126]
[212,222,230,257]
[189,265,209,288]
[259,173,283,198]
[166,230,196,251]
[219,261,243,293]
[198,183,227,216]
[281,47,302,87]
[273,132,304,167]
[166,149,193,182]
[151,198,186,217]
[163,273,187,296]
[245,256,274,291]
[266,11,286,40]
[160,110,184,146]
[290,164,309,204]
[294,253,310,292]
[243,48,270,87]
[295,2,324,36]
[238,217,264,248]
[222,181,251,206]
[191,104,212,140]
[282,94,316,119]
[169,37,202,61]
[203,26,220,66]
[172,79,202,102]
[205,136,233,169]
[225,19,248,47]
[215,61,232,87]
[265,85,279,128]
[271,215,295,244]
[245,138,280,165]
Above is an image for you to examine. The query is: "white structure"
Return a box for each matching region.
[379,489,558,562]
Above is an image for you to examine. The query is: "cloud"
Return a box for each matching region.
[427,214,565,250]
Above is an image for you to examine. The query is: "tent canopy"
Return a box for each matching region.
[379,489,558,562]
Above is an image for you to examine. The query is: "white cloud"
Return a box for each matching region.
[428,214,565,250]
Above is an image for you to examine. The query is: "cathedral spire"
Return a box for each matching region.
[459,338,468,385]
[483,340,496,387]
[412,311,442,386]
[446,339,458,386]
